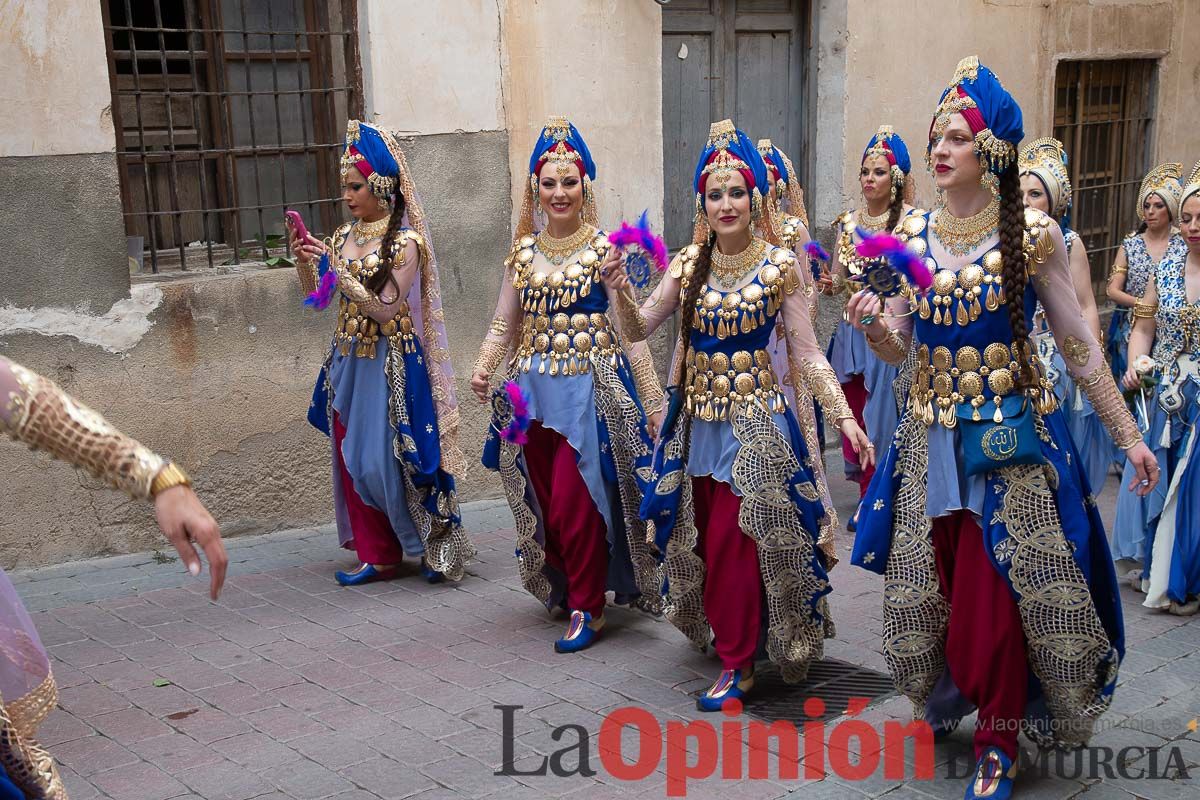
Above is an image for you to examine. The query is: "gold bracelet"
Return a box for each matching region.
[295,260,318,296]
[1078,366,1141,450]
[151,462,192,497]
[629,351,664,414]
[473,339,510,377]
[1132,301,1158,319]
[1109,263,1128,276]
[489,315,509,337]
[614,287,648,343]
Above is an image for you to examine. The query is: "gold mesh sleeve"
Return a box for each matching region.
[473,339,510,377]
[1,363,165,501]
[295,259,318,296]
[628,348,664,415]
[1078,366,1141,450]
[800,359,853,423]
[867,327,908,365]
[612,286,648,343]
[333,260,386,316]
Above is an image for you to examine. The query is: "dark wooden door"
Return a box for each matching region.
[661,0,808,248]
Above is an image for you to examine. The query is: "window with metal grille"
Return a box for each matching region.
[1053,59,1158,300]
[102,0,362,272]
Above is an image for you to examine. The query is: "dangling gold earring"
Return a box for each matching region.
[377,195,390,213]
[889,182,898,203]
[751,192,762,221]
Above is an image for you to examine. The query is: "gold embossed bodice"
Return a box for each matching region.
[333,223,420,358]
[508,226,621,376]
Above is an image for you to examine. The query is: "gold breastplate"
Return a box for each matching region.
[684,348,783,422]
[331,225,413,359]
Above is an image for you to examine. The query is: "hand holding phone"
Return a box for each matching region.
[284,209,309,244]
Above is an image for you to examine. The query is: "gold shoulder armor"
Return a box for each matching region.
[769,246,800,294]
[1022,208,1056,271]
[591,230,610,255]
[900,212,927,238]
[670,244,701,280]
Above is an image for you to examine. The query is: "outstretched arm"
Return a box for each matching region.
[0,356,227,597]
[470,262,522,403]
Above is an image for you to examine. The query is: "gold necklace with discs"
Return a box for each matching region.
[351,215,391,247]
[711,238,767,290]
[535,224,595,265]
[932,197,999,257]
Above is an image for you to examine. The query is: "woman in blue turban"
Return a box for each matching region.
[845,56,1158,799]
[470,116,664,654]
[603,119,870,711]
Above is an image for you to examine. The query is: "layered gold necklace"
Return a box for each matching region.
[536,224,595,265]
[857,206,890,231]
[931,197,999,256]
[351,215,391,247]
[711,238,767,289]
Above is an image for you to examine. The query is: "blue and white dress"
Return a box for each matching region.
[1106,233,1185,381]
[1114,244,1200,605]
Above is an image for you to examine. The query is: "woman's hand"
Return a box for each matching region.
[292,233,326,266]
[1122,367,1141,392]
[646,408,664,441]
[1125,441,1159,497]
[153,486,227,600]
[470,368,491,404]
[599,248,630,293]
[846,289,889,341]
[839,417,875,470]
[816,267,835,296]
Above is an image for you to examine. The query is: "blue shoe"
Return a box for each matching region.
[697,667,755,712]
[420,561,445,584]
[964,747,1016,800]
[554,610,603,653]
[335,563,398,587]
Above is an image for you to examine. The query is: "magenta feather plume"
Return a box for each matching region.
[608,210,669,272]
[803,241,830,262]
[501,381,531,445]
[853,227,933,291]
[304,253,337,309]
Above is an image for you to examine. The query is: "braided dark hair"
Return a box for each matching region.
[886,174,906,232]
[674,233,715,386]
[996,164,1036,389]
[367,190,410,297]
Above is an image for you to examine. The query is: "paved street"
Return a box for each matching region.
[11,469,1200,800]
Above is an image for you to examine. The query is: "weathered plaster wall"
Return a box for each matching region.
[836,0,1196,214]
[500,0,666,231]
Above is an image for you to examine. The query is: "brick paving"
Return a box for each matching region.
[10,472,1200,799]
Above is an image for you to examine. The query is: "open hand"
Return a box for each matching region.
[839,418,875,470]
[1124,442,1159,497]
[154,486,227,600]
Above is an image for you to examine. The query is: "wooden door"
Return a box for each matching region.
[661,0,808,248]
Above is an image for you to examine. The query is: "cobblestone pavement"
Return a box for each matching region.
[10,469,1200,800]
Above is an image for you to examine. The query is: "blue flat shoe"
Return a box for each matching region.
[697,667,754,712]
[964,747,1016,800]
[335,563,399,587]
[554,610,603,653]
[420,561,445,584]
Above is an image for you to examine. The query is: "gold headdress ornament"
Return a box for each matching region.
[863,124,909,204]
[340,120,397,200]
[514,115,599,243]
[1181,159,1200,212]
[693,119,766,243]
[1137,162,1184,221]
[1018,137,1073,220]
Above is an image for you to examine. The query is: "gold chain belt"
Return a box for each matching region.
[909,341,1057,428]
[515,312,621,376]
[685,348,784,422]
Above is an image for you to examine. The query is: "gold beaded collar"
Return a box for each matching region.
[857,206,890,231]
[931,198,999,257]
[535,224,596,266]
[711,238,768,289]
[350,215,391,247]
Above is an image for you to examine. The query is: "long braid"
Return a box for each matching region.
[674,233,715,386]
[885,174,906,232]
[996,164,1035,388]
[368,191,409,296]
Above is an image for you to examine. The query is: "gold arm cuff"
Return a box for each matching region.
[1109,263,1128,276]
[151,462,192,498]
[866,328,908,365]
[295,260,318,296]
[1079,366,1142,450]
[614,286,648,343]
[9,371,165,501]
[800,359,853,423]
[488,315,509,337]
[629,351,664,414]
[473,339,510,377]
[1132,301,1158,319]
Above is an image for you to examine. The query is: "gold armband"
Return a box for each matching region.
[1109,263,1128,277]
[295,259,319,296]
[1078,367,1142,450]
[800,359,853,423]
[866,328,908,366]
[473,339,510,377]
[5,366,165,501]
[1132,302,1158,319]
[151,462,192,497]
[614,286,648,343]
[629,351,664,415]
